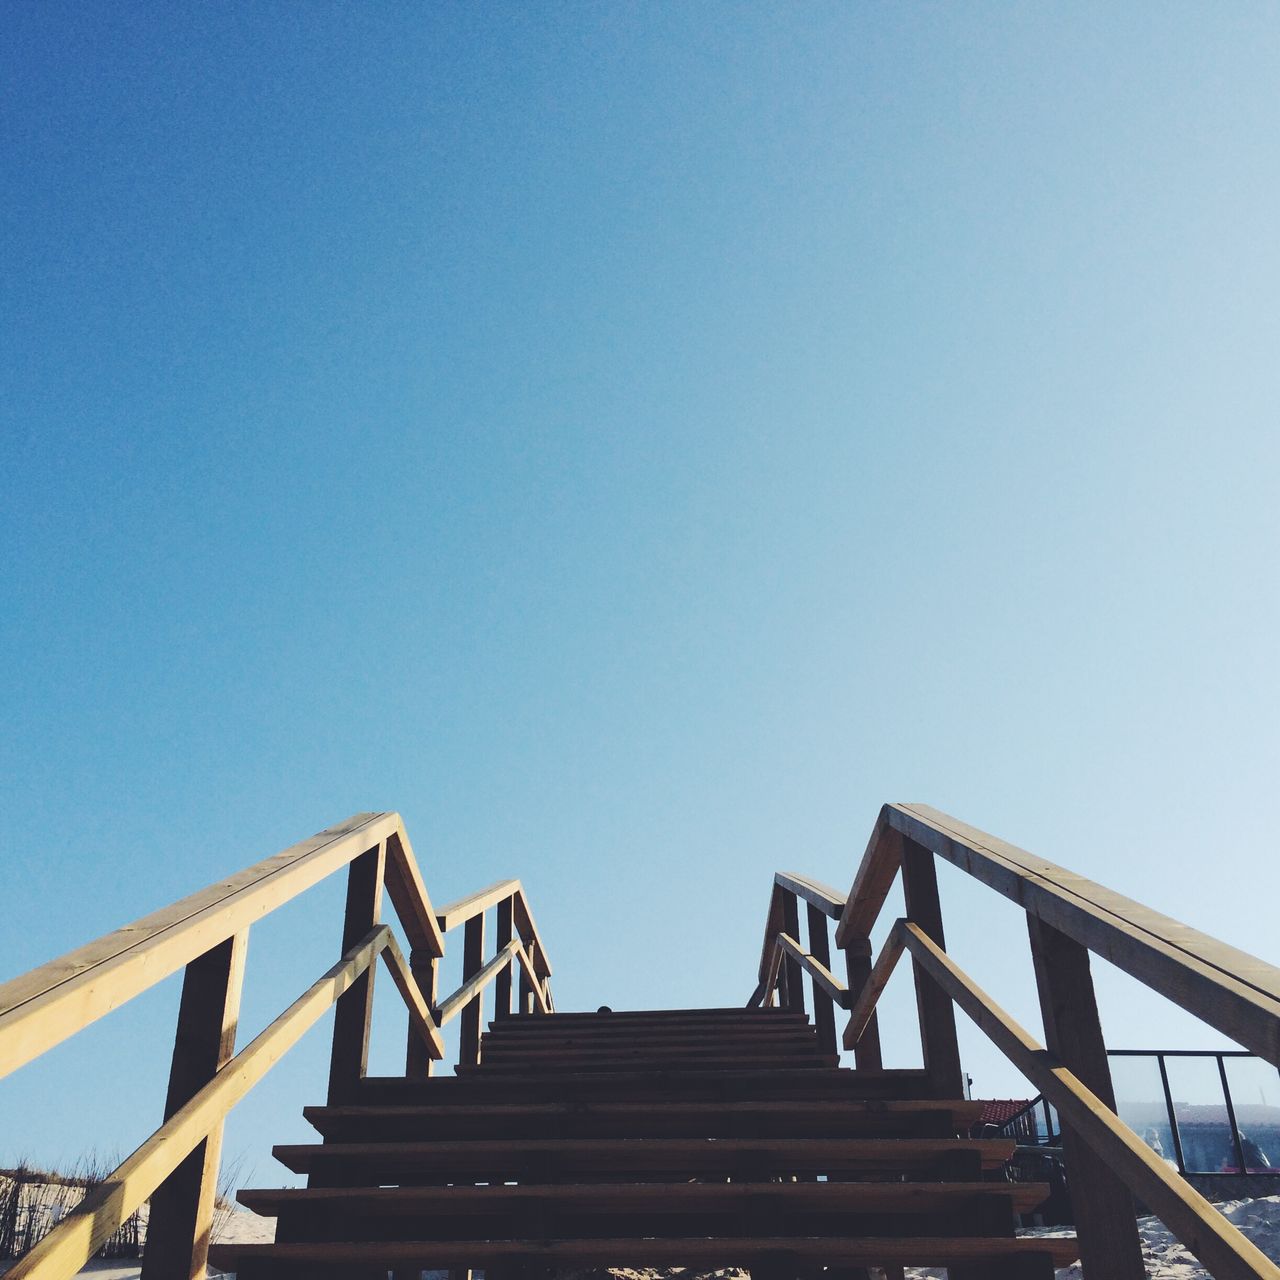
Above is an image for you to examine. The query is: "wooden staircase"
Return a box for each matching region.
[211,1007,1078,1278]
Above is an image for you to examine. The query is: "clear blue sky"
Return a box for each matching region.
[2,4,1278,1184]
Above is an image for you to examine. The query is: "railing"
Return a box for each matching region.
[751,802,1280,1280]
[0,812,554,1280]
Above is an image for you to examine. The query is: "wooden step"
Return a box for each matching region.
[240,1178,1051,1218]
[478,1032,824,1053]
[273,1136,1016,1180]
[355,1067,945,1104]
[210,1234,1079,1272]
[302,1098,985,1141]
[493,1008,806,1023]
[464,1054,840,1073]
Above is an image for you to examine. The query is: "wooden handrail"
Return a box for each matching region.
[0,814,556,1279]
[436,941,521,1025]
[774,872,845,919]
[754,801,1280,1280]
[842,920,1279,1280]
[836,803,1280,1066]
[6,926,391,1280]
[0,812,412,1080]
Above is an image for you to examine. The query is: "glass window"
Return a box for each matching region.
[1223,1057,1280,1173]
[1110,1055,1178,1169]
[1164,1056,1233,1173]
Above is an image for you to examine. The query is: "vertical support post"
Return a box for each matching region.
[519,939,537,1014]
[460,911,486,1065]
[780,890,805,1017]
[900,837,963,1097]
[841,938,883,1070]
[495,895,514,1021]
[327,843,385,1103]
[1026,912,1145,1280]
[142,930,248,1280]
[405,947,439,1078]
[806,902,837,1057]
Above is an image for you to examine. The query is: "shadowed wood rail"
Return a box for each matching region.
[3,803,1279,1279]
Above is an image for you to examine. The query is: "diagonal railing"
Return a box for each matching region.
[0,812,554,1280]
[750,802,1280,1280]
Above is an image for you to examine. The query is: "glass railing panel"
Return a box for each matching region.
[1164,1055,1233,1173]
[1110,1054,1179,1169]
[1223,1056,1280,1173]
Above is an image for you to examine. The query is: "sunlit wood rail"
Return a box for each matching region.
[0,812,554,1280]
[750,802,1280,1280]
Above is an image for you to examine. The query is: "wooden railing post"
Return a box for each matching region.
[327,842,385,1103]
[806,902,837,1056]
[495,896,514,1021]
[405,948,438,1077]
[1027,912,1145,1279]
[459,911,485,1065]
[519,939,536,1015]
[900,837,963,1096]
[141,930,247,1280]
[780,890,805,1016]
[841,937,883,1069]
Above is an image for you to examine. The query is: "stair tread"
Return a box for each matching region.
[209,1234,1081,1267]
[239,1178,1051,1216]
[274,1135,1015,1174]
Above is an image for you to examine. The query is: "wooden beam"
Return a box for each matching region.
[776,932,847,1009]
[383,828,446,959]
[436,879,521,933]
[776,872,846,920]
[835,810,903,946]
[512,889,552,979]
[0,812,402,1081]
[899,922,1280,1280]
[141,930,247,1280]
[901,839,963,1097]
[405,947,439,1077]
[756,883,787,986]
[1026,913,1144,1278]
[807,902,839,1056]
[436,941,520,1026]
[511,938,551,1014]
[327,843,385,1102]
[460,914,486,1066]
[495,896,514,1021]
[843,921,905,1050]
[780,892,805,1017]
[889,803,1280,1066]
[5,927,390,1280]
[379,931,444,1061]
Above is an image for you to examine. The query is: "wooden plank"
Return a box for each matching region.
[898,921,1280,1280]
[140,930,247,1280]
[512,889,552,979]
[210,1237,1080,1269]
[327,843,385,1102]
[756,884,787,987]
[842,921,905,1051]
[780,893,805,1017]
[808,902,839,1057]
[382,828,446,959]
[273,1135,1016,1176]
[405,946,439,1078]
[460,912,485,1066]
[1026,913,1144,1279]
[437,941,519,1027]
[890,803,1280,1066]
[495,895,514,1020]
[380,930,445,1060]
[900,840,963,1097]
[512,939,551,1014]
[5,927,390,1280]
[842,944,884,1069]
[835,809,903,945]
[436,879,521,933]
[775,932,847,1009]
[0,812,401,1080]
[776,872,846,920]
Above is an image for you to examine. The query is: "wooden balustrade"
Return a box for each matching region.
[0,814,554,1280]
[750,802,1280,1280]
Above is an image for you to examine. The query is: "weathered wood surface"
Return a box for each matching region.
[436,880,522,932]
[436,941,520,1026]
[843,921,905,1050]
[775,871,846,919]
[884,803,1280,1065]
[328,844,385,1102]
[0,812,412,1079]
[380,931,445,1060]
[5,927,390,1280]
